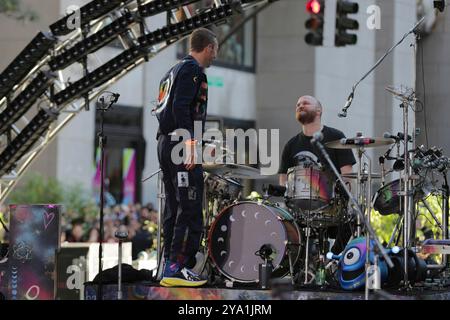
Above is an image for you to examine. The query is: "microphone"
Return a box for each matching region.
[340,137,375,146]
[383,132,412,142]
[311,132,324,144]
[383,132,398,140]
[338,92,354,118]
[112,93,120,102]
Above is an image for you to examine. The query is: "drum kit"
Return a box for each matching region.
[150,126,450,290]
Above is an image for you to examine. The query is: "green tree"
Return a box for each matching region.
[0,0,38,22]
[7,173,98,224]
[371,194,447,245]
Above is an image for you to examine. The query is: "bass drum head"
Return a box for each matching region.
[208,201,300,283]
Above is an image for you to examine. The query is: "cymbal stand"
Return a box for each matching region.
[352,143,376,299]
[400,98,415,288]
[156,170,165,266]
[354,142,373,238]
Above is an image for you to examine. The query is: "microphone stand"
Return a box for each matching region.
[338,15,426,118]
[141,168,164,268]
[311,135,394,300]
[96,91,120,300]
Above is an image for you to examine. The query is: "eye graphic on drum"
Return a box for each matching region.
[208,201,301,283]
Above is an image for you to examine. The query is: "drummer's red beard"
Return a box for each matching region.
[296,110,316,125]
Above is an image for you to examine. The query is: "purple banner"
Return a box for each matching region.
[122,148,136,205]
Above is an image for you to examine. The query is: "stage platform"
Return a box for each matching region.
[84,281,450,300]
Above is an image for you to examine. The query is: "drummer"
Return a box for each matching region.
[278,95,356,254]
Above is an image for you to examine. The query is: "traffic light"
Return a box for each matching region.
[335,0,359,46]
[305,0,324,46]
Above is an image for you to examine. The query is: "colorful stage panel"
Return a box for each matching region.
[8,204,60,300]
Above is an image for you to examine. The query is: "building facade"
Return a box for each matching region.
[1,0,438,208]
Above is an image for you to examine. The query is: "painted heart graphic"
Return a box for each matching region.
[43,211,55,230]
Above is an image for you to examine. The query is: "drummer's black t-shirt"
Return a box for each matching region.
[278,126,356,174]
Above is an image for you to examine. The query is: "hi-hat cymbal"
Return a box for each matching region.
[341,172,382,179]
[325,136,395,149]
[203,163,265,179]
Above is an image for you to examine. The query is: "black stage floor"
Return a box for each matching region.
[83,281,450,300]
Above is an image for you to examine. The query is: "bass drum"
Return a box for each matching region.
[208,201,301,283]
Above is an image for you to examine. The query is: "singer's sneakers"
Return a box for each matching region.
[160,267,207,287]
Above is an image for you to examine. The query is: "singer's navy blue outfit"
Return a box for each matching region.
[155,55,208,267]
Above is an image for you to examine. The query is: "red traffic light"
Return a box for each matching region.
[306,0,322,15]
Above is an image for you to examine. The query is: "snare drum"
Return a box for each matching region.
[285,165,335,211]
[208,201,301,283]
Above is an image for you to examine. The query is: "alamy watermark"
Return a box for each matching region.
[169,121,280,176]
[65,5,81,30]
[366,5,381,30]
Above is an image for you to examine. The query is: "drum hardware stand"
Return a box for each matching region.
[256,245,274,289]
[441,174,449,277]
[303,225,312,285]
[311,133,394,300]
[398,97,416,289]
[420,199,443,230]
[423,173,450,278]
[353,139,374,238]
[142,168,164,266]
[286,243,300,286]
[303,163,318,285]
[387,215,404,248]
[114,229,128,300]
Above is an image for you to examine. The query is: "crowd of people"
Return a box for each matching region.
[62,202,159,260]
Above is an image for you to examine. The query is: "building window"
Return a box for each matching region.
[176,1,256,72]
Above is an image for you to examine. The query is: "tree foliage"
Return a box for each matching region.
[7,173,98,223]
[0,0,38,22]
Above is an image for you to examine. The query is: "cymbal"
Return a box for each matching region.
[203,163,265,179]
[325,136,395,149]
[341,172,382,179]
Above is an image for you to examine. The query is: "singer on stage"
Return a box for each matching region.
[278,95,356,254]
[155,28,218,287]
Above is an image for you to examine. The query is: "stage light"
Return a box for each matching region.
[0,72,54,136]
[138,0,198,17]
[49,12,136,71]
[49,0,124,36]
[0,108,58,176]
[138,4,234,48]
[335,0,359,47]
[52,46,144,106]
[305,0,324,46]
[0,32,56,101]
